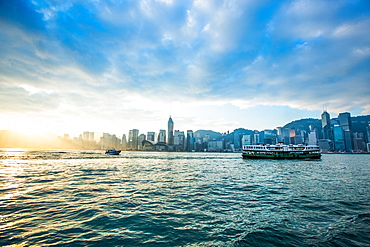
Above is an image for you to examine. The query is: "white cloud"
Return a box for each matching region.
[1,0,369,135]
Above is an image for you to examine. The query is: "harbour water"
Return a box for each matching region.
[1,150,370,246]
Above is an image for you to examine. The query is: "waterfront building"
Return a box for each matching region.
[121,134,127,149]
[174,130,185,151]
[318,139,331,152]
[186,130,195,151]
[128,129,139,150]
[333,125,345,151]
[353,132,365,151]
[83,131,90,141]
[308,131,317,145]
[147,132,155,142]
[242,135,252,145]
[138,134,146,150]
[276,127,283,143]
[321,111,332,140]
[339,112,353,151]
[233,128,251,150]
[89,132,94,142]
[254,133,260,145]
[208,140,224,152]
[168,116,174,145]
[158,130,166,143]
[263,129,277,145]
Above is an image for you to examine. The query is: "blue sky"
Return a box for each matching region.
[1,0,369,137]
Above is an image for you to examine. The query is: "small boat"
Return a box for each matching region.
[105,149,121,155]
[242,144,321,160]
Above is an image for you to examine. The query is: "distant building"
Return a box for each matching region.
[138,134,146,150]
[242,135,252,145]
[147,132,155,141]
[339,112,353,151]
[263,129,277,145]
[333,125,345,151]
[121,134,127,149]
[353,132,365,151]
[276,127,283,143]
[321,111,332,140]
[208,140,224,152]
[128,129,139,150]
[158,129,166,143]
[168,116,174,145]
[308,131,317,145]
[254,133,260,144]
[83,131,90,141]
[186,130,195,151]
[318,139,331,152]
[174,130,185,151]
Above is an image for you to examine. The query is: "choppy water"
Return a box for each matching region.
[1,150,370,246]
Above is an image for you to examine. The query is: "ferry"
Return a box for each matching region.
[242,144,321,160]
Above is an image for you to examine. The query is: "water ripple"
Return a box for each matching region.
[1,152,370,246]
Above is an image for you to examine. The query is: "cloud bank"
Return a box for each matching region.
[0,0,369,135]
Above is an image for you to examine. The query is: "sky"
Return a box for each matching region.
[1,0,370,138]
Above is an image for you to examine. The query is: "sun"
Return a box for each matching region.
[1,114,53,137]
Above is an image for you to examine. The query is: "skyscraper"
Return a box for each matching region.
[333,124,345,150]
[147,132,155,141]
[138,134,146,150]
[128,129,139,150]
[168,116,174,145]
[186,130,194,151]
[339,112,353,151]
[158,130,166,143]
[321,111,332,140]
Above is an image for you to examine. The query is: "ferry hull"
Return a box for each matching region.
[242,152,321,160]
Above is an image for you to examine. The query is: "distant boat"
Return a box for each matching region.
[242,144,321,159]
[105,149,121,155]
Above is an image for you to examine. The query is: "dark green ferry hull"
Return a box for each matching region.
[242,152,321,160]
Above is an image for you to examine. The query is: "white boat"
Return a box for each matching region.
[242,144,321,159]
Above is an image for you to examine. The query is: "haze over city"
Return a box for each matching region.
[1,0,370,137]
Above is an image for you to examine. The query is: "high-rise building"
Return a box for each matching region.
[147,132,155,141]
[83,131,90,141]
[158,130,166,143]
[168,116,174,145]
[333,125,345,151]
[339,112,353,151]
[308,131,317,145]
[89,132,94,142]
[138,134,146,150]
[121,134,127,149]
[128,129,139,150]
[254,133,260,145]
[242,135,252,145]
[174,130,185,151]
[186,130,195,151]
[321,111,332,140]
[276,127,283,143]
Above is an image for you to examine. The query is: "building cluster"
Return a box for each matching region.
[57,112,370,153]
[318,111,370,152]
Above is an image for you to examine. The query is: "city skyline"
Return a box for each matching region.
[61,111,370,144]
[1,1,370,137]
[1,111,369,152]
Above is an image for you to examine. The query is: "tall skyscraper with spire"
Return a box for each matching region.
[168,116,174,145]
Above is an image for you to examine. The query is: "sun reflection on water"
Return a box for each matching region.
[0,157,27,200]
